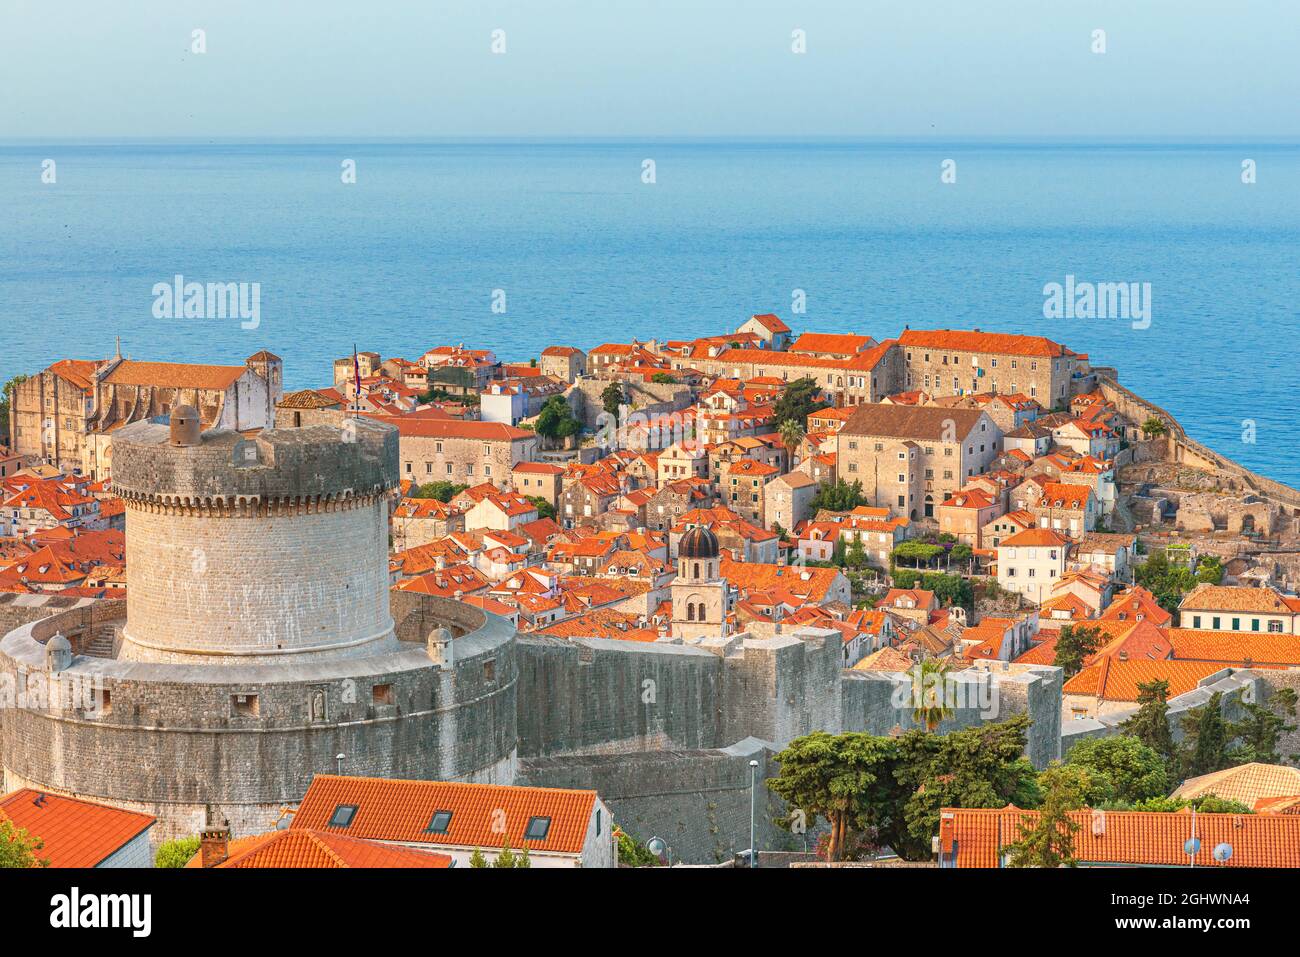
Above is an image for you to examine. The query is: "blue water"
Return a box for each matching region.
[1,140,1297,485]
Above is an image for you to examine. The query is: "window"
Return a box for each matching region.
[1193,615,1201,628]
[524,816,552,841]
[596,809,602,836]
[1212,617,1221,630]
[328,804,359,828]
[426,810,453,834]
[1251,618,1260,632]
[372,683,394,705]
[1231,618,1240,631]
[1269,620,1283,633]
[231,693,259,717]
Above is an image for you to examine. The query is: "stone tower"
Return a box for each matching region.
[672,525,730,640]
[0,413,519,842]
[110,415,399,664]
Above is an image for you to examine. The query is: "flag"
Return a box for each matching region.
[353,344,360,410]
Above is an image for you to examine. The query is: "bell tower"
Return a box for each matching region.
[671,525,730,640]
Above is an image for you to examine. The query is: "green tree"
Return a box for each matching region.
[650,372,677,384]
[1141,417,1168,438]
[949,543,974,571]
[891,541,945,570]
[600,382,624,416]
[809,478,866,513]
[1180,692,1232,779]
[526,496,556,521]
[614,828,661,867]
[1120,679,1178,768]
[844,537,867,570]
[767,731,899,862]
[908,657,955,733]
[1064,735,1169,804]
[534,395,582,442]
[897,715,1043,858]
[779,419,806,461]
[771,377,830,428]
[493,842,519,868]
[1052,624,1105,678]
[412,481,468,502]
[154,835,202,868]
[1006,764,1093,867]
[1228,688,1298,765]
[469,848,488,868]
[1130,795,1253,814]
[0,819,48,868]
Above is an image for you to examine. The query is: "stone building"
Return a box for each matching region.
[835,405,1002,519]
[671,526,731,640]
[9,348,282,480]
[897,328,1087,409]
[0,409,516,841]
[539,346,586,383]
[379,416,539,489]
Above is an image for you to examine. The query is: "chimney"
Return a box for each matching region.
[200,827,230,868]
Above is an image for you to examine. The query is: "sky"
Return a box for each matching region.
[1,0,1297,140]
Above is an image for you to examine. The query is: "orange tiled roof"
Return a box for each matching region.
[0,789,154,867]
[1168,629,1300,667]
[900,328,1066,358]
[999,527,1069,548]
[103,359,247,391]
[1171,763,1300,806]
[291,775,597,854]
[365,415,534,441]
[1180,583,1298,614]
[1062,657,1227,701]
[940,806,1300,867]
[195,828,454,868]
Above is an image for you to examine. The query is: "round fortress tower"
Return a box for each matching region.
[110,411,399,663]
[0,409,519,842]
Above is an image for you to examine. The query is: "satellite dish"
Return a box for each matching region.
[1213,842,1233,863]
[647,837,666,857]
[1184,837,1201,856]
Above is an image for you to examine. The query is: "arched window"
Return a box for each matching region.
[687,603,696,621]
[693,562,700,579]
[696,603,706,622]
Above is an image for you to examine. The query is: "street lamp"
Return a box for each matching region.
[749,758,760,869]
[647,835,670,867]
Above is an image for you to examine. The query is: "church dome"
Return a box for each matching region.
[679,525,720,560]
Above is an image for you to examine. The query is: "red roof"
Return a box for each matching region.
[898,328,1067,358]
[364,415,534,441]
[198,828,453,868]
[292,775,598,855]
[941,806,1300,868]
[0,789,154,867]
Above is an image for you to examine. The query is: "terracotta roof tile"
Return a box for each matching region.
[0,789,154,867]
[292,775,597,854]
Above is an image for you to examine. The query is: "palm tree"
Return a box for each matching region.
[909,657,955,733]
[779,419,806,467]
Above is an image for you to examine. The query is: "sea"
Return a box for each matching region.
[1,139,1297,485]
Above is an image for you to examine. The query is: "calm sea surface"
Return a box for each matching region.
[1,140,1297,484]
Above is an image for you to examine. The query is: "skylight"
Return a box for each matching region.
[328,804,358,828]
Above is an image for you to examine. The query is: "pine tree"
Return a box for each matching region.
[1006,765,1087,868]
[1120,678,1177,768]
